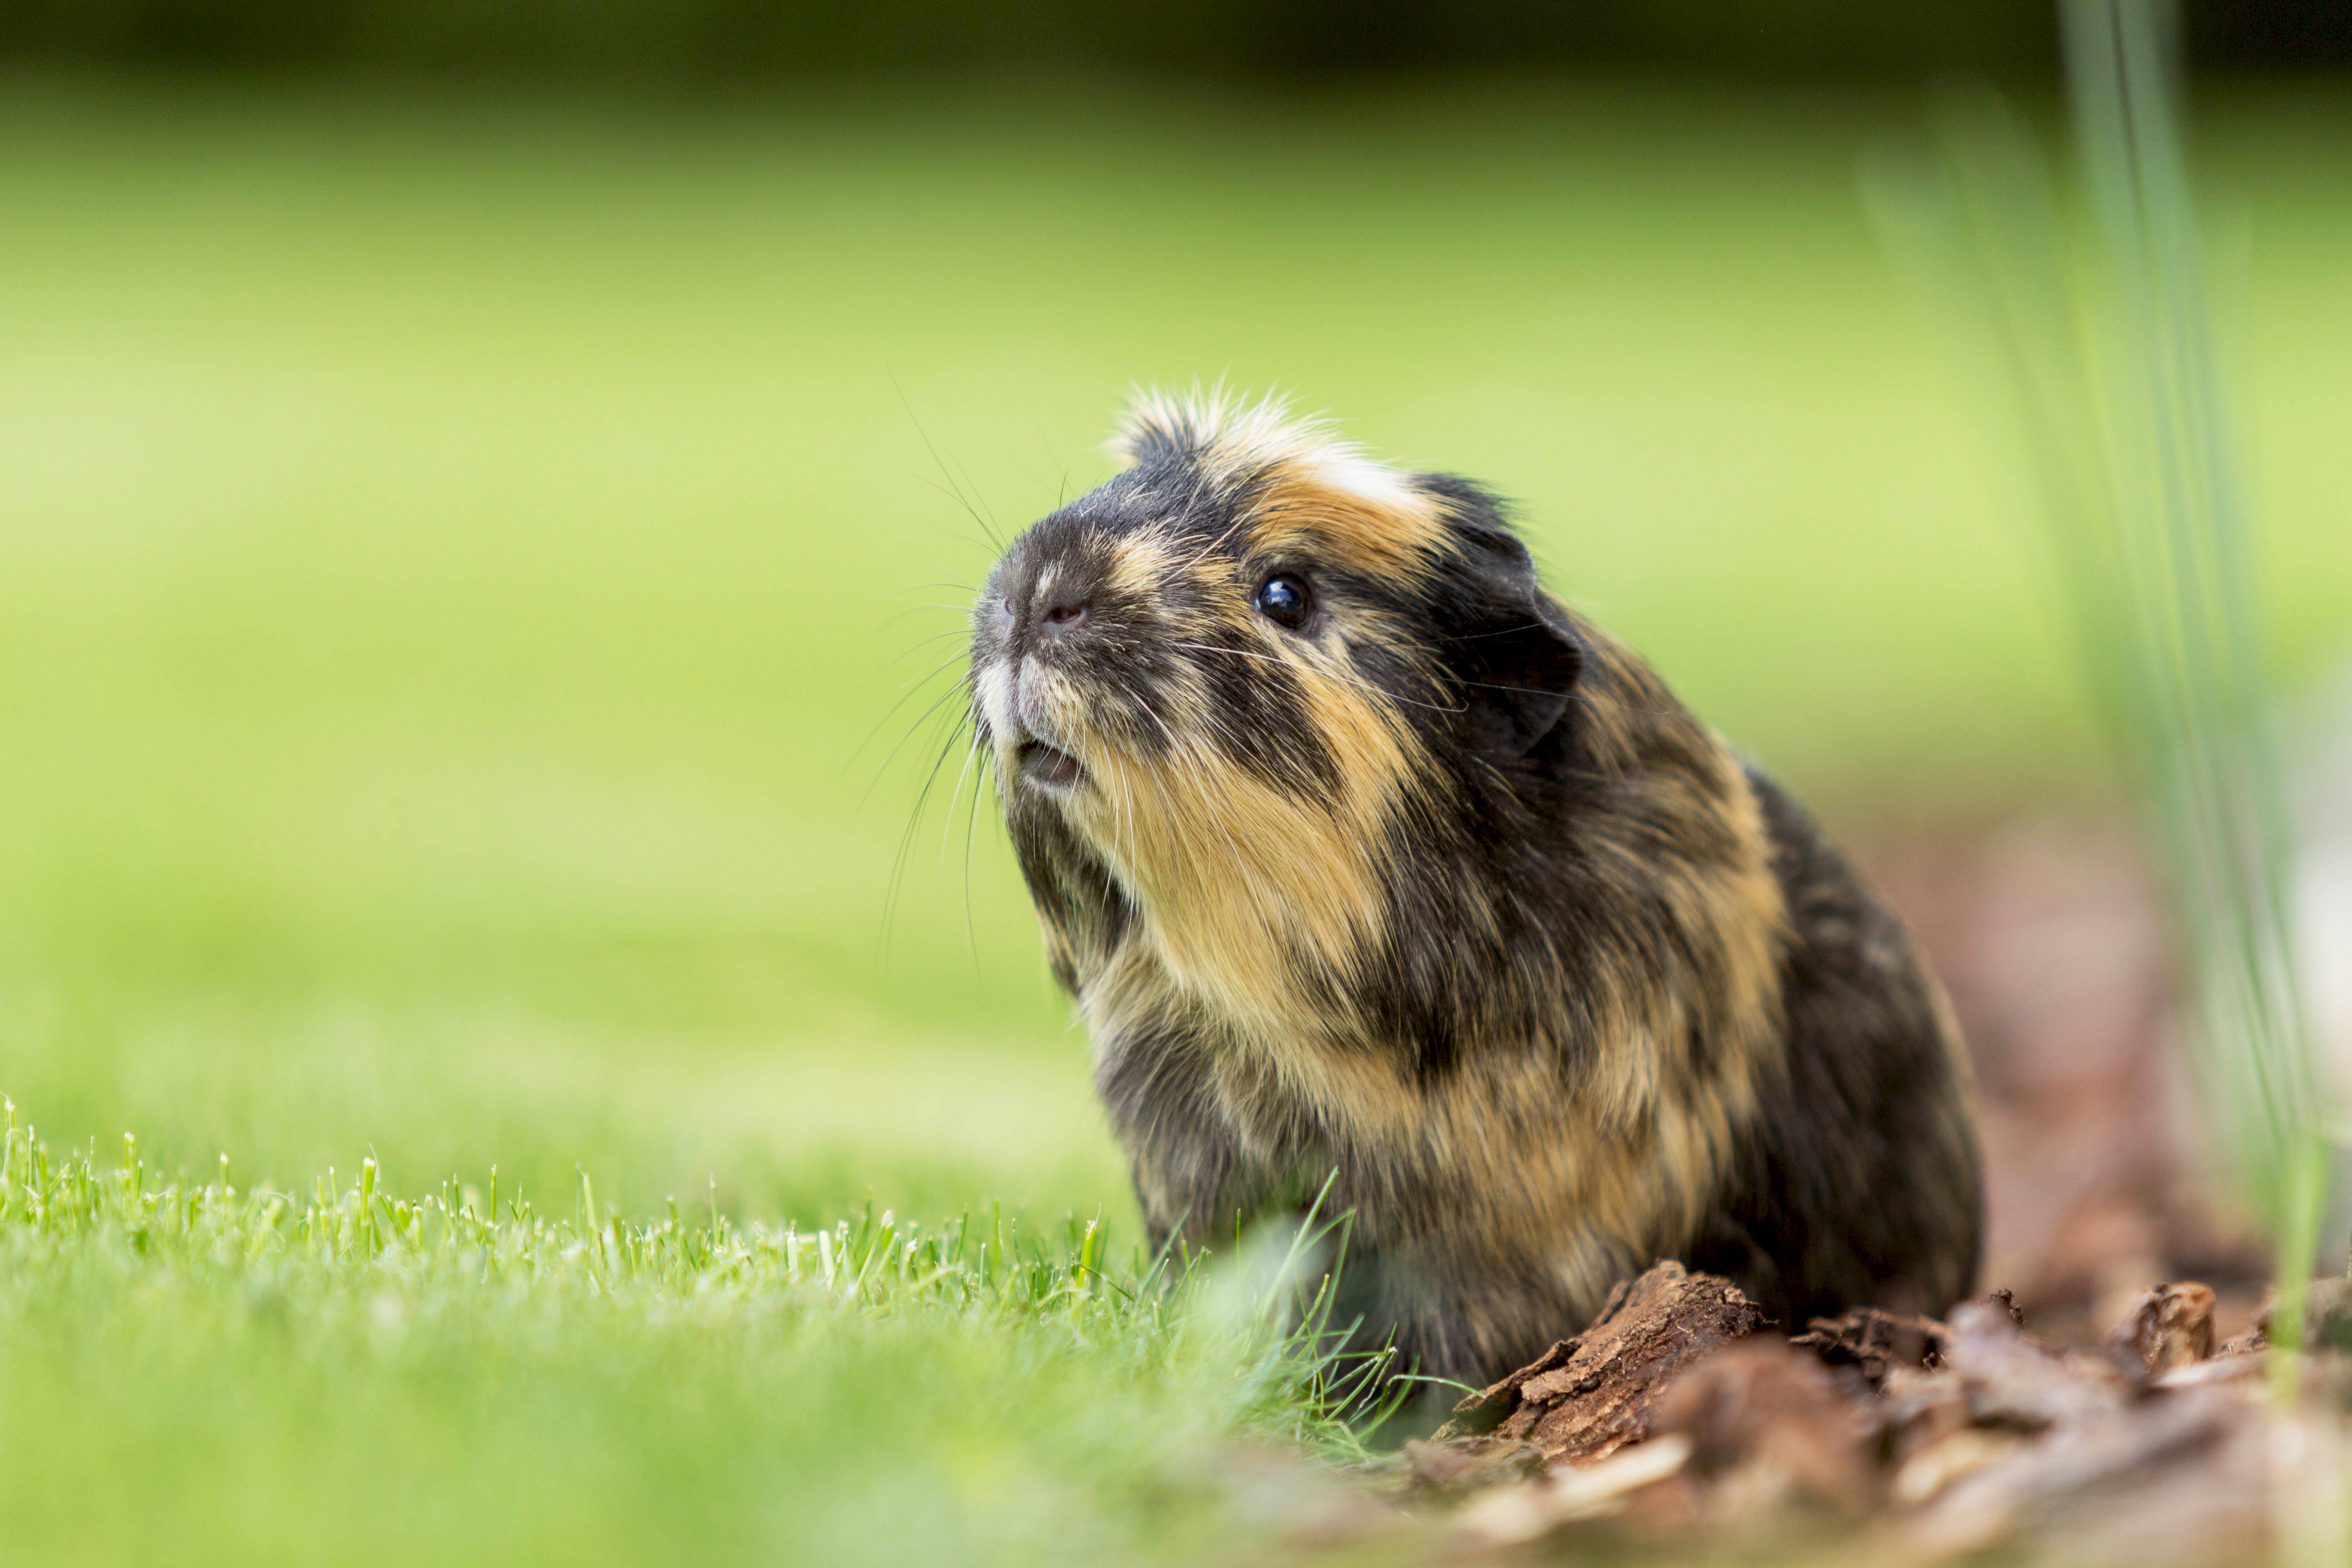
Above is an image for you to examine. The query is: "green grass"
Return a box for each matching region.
[0,68,2347,1561]
[0,1100,1405,1567]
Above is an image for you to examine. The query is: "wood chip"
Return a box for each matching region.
[2105,1282,2218,1379]
[1433,1262,1766,1467]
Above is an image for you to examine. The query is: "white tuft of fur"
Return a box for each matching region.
[1111,387,1425,513]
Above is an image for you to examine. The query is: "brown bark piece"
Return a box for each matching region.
[1877,1362,1975,1465]
[1904,1382,2268,1565]
[1649,1340,1881,1514]
[1942,1298,2131,1430]
[1789,1306,1952,1387]
[1438,1336,1580,1439]
[1436,1262,1766,1467]
[1425,1276,2332,1565]
[2105,1281,2217,1378]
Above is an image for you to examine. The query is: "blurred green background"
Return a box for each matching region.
[0,36,2348,1247]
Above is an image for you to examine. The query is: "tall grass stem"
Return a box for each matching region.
[1865,0,2330,1385]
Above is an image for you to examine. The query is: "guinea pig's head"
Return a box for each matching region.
[969,392,1586,1006]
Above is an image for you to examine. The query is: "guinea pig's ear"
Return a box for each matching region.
[1417,477,1585,759]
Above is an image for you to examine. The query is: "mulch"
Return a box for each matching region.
[1355,1261,2352,1565]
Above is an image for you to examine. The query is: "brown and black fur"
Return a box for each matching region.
[966,392,1981,1385]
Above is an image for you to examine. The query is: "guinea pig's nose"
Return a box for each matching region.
[1036,589,1090,636]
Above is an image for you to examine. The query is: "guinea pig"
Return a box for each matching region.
[966,391,1982,1384]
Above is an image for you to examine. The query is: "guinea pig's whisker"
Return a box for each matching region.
[959,732,991,964]
[881,714,970,956]
[878,626,977,659]
[939,728,985,867]
[907,455,1004,551]
[1460,679,1579,698]
[911,477,1000,552]
[852,659,977,785]
[1440,620,1554,643]
[865,645,971,724]
[1169,642,1466,715]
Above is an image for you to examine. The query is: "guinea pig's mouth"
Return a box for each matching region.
[1016,740,1086,792]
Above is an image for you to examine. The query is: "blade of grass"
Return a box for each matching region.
[2061,0,2328,1386]
[1865,0,2330,1391]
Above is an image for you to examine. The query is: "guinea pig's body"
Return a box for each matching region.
[968,394,1981,1383]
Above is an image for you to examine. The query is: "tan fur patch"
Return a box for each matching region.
[1100,522,1182,603]
[1113,389,1449,584]
[1245,469,1448,587]
[1061,652,1417,1049]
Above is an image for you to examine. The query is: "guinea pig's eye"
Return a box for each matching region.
[1253,574,1314,631]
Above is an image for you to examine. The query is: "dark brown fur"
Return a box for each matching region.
[966,393,1981,1383]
